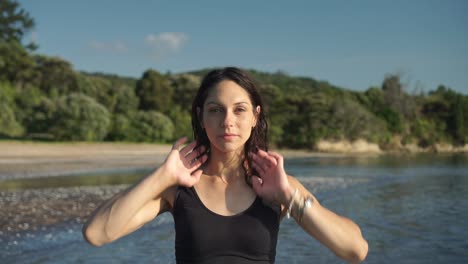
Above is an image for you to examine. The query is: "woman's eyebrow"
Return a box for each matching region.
[205,101,250,106]
[234,102,250,106]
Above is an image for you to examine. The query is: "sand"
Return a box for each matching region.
[0,141,174,180]
[0,141,173,236]
[0,141,334,236]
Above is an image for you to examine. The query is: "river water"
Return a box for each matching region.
[2,153,468,263]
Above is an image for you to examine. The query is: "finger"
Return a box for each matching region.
[172,137,188,150]
[252,152,275,172]
[256,149,278,167]
[185,145,206,161]
[251,176,263,196]
[251,154,266,174]
[189,153,208,172]
[251,160,265,176]
[180,141,198,156]
[267,151,284,168]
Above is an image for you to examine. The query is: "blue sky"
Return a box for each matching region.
[20,0,468,94]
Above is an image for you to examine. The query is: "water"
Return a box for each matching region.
[1,153,468,263]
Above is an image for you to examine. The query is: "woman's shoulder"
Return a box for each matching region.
[162,185,179,209]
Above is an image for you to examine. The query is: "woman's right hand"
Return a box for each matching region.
[162,137,208,187]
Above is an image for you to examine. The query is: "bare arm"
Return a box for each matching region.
[286,176,368,263]
[251,150,368,263]
[82,167,174,246]
[82,138,207,247]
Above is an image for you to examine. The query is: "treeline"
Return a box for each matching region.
[0,0,467,149]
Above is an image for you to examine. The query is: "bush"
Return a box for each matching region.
[327,97,389,143]
[0,81,24,137]
[48,93,110,141]
[131,111,174,142]
[0,103,24,137]
[167,106,192,140]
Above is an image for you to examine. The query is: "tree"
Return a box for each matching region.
[259,84,284,146]
[48,94,110,141]
[25,96,56,137]
[106,114,133,141]
[0,81,23,137]
[170,74,200,112]
[0,102,23,137]
[135,69,173,113]
[131,111,174,142]
[423,86,467,145]
[328,97,388,142]
[0,36,37,84]
[281,92,332,148]
[450,95,466,145]
[13,85,44,125]
[112,83,139,114]
[35,55,79,96]
[0,0,36,50]
[168,105,192,140]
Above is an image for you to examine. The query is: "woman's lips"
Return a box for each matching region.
[220,133,237,140]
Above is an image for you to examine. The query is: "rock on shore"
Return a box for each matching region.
[0,185,127,236]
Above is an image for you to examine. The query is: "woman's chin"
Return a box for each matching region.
[211,141,244,154]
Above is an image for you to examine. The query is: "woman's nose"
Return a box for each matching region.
[221,111,234,127]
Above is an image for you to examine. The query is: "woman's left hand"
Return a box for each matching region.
[250,150,292,206]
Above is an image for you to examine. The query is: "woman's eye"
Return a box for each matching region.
[208,108,222,113]
[235,108,246,113]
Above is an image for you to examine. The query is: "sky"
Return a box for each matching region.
[19,0,468,94]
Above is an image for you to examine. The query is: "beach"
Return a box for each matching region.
[0,141,335,236]
[2,142,467,263]
[0,141,171,236]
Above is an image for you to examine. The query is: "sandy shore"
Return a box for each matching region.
[0,141,173,180]
[1,141,339,236]
[0,142,171,236]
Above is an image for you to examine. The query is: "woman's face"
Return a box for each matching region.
[202,80,259,154]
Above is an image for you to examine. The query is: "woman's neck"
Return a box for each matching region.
[204,147,245,183]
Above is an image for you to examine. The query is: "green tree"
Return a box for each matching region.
[170,74,200,112]
[106,114,133,141]
[451,95,466,145]
[35,55,79,96]
[328,97,389,142]
[112,83,139,115]
[422,86,466,145]
[0,102,23,137]
[281,92,332,148]
[259,84,284,146]
[0,38,37,84]
[136,69,173,113]
[48,93,110,141]
[0,0,36,50]
[382,74,416,120]
[0,81,23,136]
[131,111,174,142]
[411,118,440,147]
[76,73,139,115]
[0,0,38,85]
[25,97,56,137]
[168,105,192,140]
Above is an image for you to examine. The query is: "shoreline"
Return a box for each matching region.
[0,141,328,236]
[0,140,465,236]
[0,141,172,180]
[0,141,374,180]
[0,185,127,237]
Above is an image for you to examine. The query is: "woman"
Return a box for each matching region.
[83,67,368,263]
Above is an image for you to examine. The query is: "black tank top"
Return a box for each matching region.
[172,186,281,264]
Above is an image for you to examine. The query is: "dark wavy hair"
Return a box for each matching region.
[191,67,268,186]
